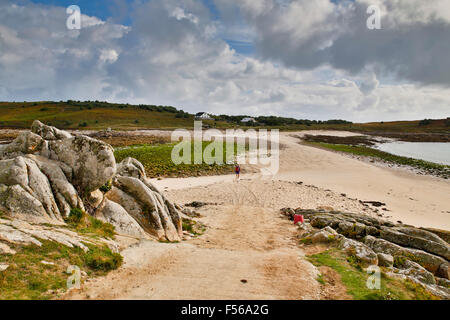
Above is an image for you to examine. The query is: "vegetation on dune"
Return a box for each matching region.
[305,142,449,179]
[307,249,439,300]
[114,142,245,178]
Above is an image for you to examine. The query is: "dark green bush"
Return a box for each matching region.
[85,246,123,271]
[99,181,112,193]
[66,208,83,224]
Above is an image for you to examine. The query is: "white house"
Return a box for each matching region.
[195,112,213,120]
[241,117,256,123]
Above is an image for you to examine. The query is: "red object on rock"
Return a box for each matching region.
[294,214,304,224]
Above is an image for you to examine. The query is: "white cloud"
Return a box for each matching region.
[100,49,119,63]
[170,7,199,24]
[225,0,450,86]
[0,0,449,122]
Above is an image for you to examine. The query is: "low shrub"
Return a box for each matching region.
[99,181,112,193]
[65,208,115,239]
[84,246,123,271]
[66,208,83,224]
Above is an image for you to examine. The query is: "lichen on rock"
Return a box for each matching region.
[290,207,450,299]
[0,120,182,241]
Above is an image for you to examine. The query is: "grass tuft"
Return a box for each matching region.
[182,219,206,236]
[64,208,115,239]
[84,245,123,271]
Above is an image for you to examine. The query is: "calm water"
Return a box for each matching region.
[374,142,450,166]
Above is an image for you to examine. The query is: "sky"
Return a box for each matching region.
[0,0,449,122]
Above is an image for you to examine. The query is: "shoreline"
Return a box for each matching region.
[153,131,450,231]
[298,140,449,180]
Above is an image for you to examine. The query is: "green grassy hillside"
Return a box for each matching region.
[0,101,448,133]
[0,101,211,130]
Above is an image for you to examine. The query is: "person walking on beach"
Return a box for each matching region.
[235,164,241,180]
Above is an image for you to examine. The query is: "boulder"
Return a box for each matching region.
[324,226,338,235]
[310,229,335,244]
[438,263,449,280]
[31,120,72,141]
[116,157,147,180]
[396,227,449,246]
[107,186,143,219]
[421,228,450,244]
[377,253,394,267]
[366,226,380,236]
[0,184,49,221]
[18,226,88,252]
[112,175,180,241]
[380,227,450,260]
[21,157,61,220]
[280,207,295,220]
[0,156,71,221]
[297,209,390,228]
[46,135,116,193]
[436,277,450,288]
[0,121,184,242]
[28,155,84,217]
[0,157,29,187]
[337,221,366,239]
[365,235,449,278]
[297,222,313,232]
[86,189,105,212]
[396,260,436,285]
[339,237,378,266]
[106,157,183,241]
[0,224,42,246]
[0,242,16,255]
[0,131,46,159]
[98,199,148,238]
[310,215,342,229]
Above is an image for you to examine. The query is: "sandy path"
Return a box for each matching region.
[65,196,321,300]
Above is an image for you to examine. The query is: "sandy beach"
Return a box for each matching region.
[154,131,450,231]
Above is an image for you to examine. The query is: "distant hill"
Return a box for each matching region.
[0,101,448,133]
[0,101,198,130]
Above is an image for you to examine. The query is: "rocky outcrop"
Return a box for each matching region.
[380,227,450,260]
[377,253,394,267]
[338,237,378,266]
[0,217,117,253]
[287,208,450,299]
[95,199,148,239]
[421,228,450,244]
[0,121,182,241]
[309,227,338,244]
[364,235,448,277]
